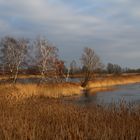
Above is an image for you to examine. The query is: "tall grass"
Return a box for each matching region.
[0,96,140,140]
[0,83,82,102]
[88,75,140,89]
[0,79,140,139]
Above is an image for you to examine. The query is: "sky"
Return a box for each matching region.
[0,0,140,68]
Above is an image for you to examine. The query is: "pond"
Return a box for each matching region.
[75,83,140,106]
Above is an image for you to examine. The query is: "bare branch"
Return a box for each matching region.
[80,47,102,87]
[34,37,65,83]
[0,36,28,83]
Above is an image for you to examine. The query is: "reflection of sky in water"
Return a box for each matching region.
[92,83,140,105]
[74,83,140,106]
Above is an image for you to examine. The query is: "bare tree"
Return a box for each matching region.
[113,64,122,75]
[80,47,102,88]
[107,63,114,74]
[65,65,70,82]
[62,62,70,82]
[70,60,77,75]
[0,36,28,83]
[35,37,65,83]
[107,63,122,75]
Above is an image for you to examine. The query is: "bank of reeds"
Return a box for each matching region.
[88,75,140,89]
[0,96,140,140]
[0,75,140,102]
[0,83,82,102]
[0,74,140,139]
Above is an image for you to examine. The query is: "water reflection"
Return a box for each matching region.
[77,83,140,105]
[0,77,80,84]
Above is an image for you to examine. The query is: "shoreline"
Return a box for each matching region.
[0,74,140,101]
[88,74,140,89]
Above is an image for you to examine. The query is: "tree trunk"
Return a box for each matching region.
[13,66,19,84]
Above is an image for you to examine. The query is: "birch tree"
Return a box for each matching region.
[35,38,65,83]
[70,60,77,75]
[0,36,28,83]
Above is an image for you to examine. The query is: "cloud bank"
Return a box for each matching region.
[0,0,140,68]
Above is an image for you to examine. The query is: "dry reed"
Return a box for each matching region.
[88,75,140,89]
[0,77,140,139]
[0,96,139,140]
[0,83,82,102]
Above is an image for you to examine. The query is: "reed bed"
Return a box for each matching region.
[0,83,82,102]
[0,75,140,102]
[0,75,140,140]
[0,96,140,140]
[88,75,140,89]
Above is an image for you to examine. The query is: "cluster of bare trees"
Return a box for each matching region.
[0,36,65,84]
[107,63,140,74]
[33,38,65,83]
[0,36,103,87]
[107,63,122,75]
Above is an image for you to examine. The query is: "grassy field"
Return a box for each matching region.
[0,95,140,140]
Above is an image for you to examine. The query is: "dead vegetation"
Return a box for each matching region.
[0,83,82,102]
[0,95,140,140]
[0,74,139,139]
[88,75,140,89]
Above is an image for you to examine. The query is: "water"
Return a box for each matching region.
[76,83,140,105]
[14,77,80,84]
[2,77,140,105]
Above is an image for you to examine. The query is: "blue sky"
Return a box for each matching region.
[0,0,140,68]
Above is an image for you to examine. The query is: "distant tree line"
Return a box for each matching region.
[106,63,140,75]
[122,67,140,73]
[107,63,122,75]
